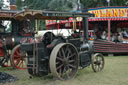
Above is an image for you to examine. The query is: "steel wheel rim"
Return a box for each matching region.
[92,53,104,72]
[12,45,26,69]
[50,43,79,80]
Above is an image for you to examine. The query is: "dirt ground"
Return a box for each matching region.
[0,56,128,85]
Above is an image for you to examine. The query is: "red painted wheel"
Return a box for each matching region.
[10,45,26,69]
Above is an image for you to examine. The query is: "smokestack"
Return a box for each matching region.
[10,0,17,10]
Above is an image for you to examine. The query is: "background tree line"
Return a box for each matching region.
[1,0,128,11]
[16,0,128,11]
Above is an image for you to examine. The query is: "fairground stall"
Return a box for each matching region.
[45,6,128,55]
[88,6,128,54]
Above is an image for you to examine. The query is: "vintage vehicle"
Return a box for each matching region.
[16,10,104,80]
[0,10,35,69]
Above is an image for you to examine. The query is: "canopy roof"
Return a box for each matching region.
[0,10,18,20]
[14,10,94,20]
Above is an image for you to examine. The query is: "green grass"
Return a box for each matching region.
[0,56,128,85]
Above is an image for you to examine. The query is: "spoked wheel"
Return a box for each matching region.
[3,58,11,67]
[50,43,79,80]
[10,45,27,69]
[0,47,6,66]
[0,57,11,67]
[91,53,104,72]
[0,47,11,67]
[0,57,6,66]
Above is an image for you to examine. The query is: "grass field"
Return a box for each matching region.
[0,56,128,85]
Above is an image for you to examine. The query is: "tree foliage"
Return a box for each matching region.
[48,0,78,11]
[81,0,128,8]
[16,0,128,11]
[110,0,128,6]
[16,0,22,10]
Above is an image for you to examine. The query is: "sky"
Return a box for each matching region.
[3,0,10,9]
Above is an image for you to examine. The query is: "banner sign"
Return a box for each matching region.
[46,18,73,25]
[88,7,128,18]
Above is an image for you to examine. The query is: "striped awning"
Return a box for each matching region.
[88,17,128,21]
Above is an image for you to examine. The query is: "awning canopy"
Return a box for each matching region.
[0,10,17,20]
[14,10,94,20]
[89,17,128,21]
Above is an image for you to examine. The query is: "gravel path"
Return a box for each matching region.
[0,72,17,83]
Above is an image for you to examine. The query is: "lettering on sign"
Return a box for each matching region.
[88,8,128,18]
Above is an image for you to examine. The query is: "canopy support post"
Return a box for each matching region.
[108,20,111,42]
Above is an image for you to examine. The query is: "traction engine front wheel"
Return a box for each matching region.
[49,43,79,80]
[91,53,104,72]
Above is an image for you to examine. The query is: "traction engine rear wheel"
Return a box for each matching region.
[50,43,79,80]
[10,44,27,69]
[91,53,104,72]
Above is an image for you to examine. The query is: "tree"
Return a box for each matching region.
[22,0,50,10]
[16,0,78,11]
[16,0,128,11]
[81,0,128,8]
[110,0,128,6]
[81,0,107,8]
[16,0,22,10]
[48,0,78,11]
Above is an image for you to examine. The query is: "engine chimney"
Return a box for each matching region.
[10,0,17,10]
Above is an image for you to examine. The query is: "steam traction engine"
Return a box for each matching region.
[18,10,104,80]
[0,10,34,69]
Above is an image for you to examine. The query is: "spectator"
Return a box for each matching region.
[101,30,107,40]
[122,28,128,38]
[113,32,120,43]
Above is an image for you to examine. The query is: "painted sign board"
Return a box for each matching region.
[88,7,128,21]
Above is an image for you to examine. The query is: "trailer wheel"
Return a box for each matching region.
[91,53,104,72]
[10,44,26,69]
[50,43,79,80]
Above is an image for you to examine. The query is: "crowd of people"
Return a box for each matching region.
[95,27,128,43]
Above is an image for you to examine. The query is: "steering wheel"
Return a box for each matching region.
[42,32,55,45]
